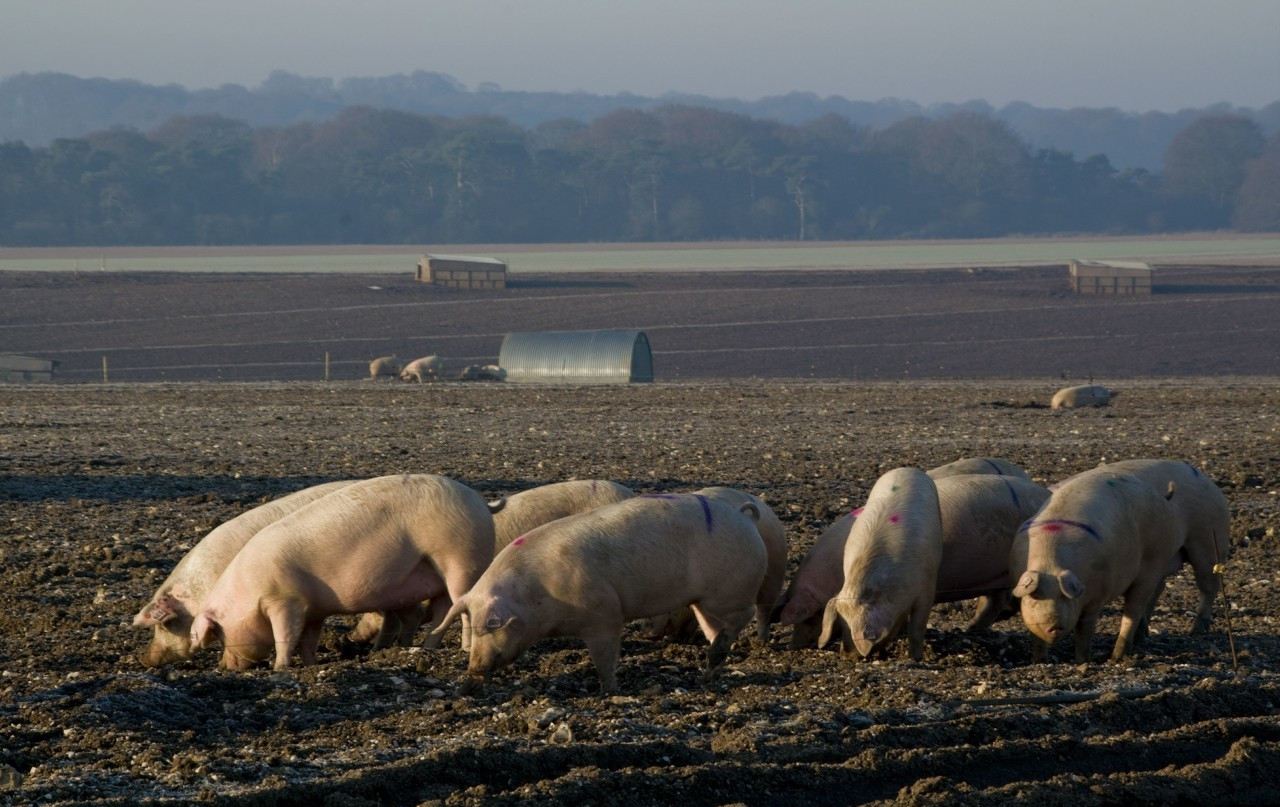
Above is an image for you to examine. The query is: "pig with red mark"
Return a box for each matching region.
[131,481,354,667]
[818,467,943,660]
[190,474,497,671]
[641,486,787,642]
[1056,458,1230,634]
[1010,469,1180,662]
[491,479,636,549]
[432,493,766,693]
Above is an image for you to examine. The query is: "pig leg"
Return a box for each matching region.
[1073,609,1102,663]
[396,603,426,646]
[691,604,754,681]
[298,620,324,665]
[905,596,933,661]
[421,598,454,650]
[1029,635,1051,663]
[968,591,1015,632]
[581,627,624,694]
[370,611,402,651]
[264,599,308,671]
[1110,580,1163,662]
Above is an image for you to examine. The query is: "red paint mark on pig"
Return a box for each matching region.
[889,514,901,524]
[513,536,526,546]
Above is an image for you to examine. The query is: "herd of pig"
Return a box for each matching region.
[131,456,1230,694]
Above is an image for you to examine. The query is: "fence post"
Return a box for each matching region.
[102,356,108,383]
[324,352,330,382]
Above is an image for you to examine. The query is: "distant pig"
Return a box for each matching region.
[132,481,355,667]
[818,468,943,660]
[642,486,787,642]
[190,474,497,671]
[1072,459,1231,635]
[401,355,443,383]
[785,474,1048,648]
[432,493,767,693]
[1051,384,1117,409]
[926,457,1032,481]
[369,355,402,380]
[492,479,636,549]
[1010,469,1180,662]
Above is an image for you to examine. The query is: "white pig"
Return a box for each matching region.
[1051,384,1117,409]
[401,355,443,383]
[190,474,497,671]
[1076,459,1231,634]
[491,480,636,549]
[131,481,355,667]
[1010,469,1180,663]
[926,457,1032,481]
[818,468,943,660]
[788,475,1047,648]
[642,486,787,642]
[432,493,767,693]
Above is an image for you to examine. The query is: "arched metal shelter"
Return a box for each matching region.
[498,330,653,384]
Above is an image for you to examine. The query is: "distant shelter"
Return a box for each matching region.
[1069,259,1153,295]
[416,254,507,289]
[499,330,653,384]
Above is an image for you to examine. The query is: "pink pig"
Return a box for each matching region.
[1010,469,1180,663]
[818,467,943,660]
[433,493,766,693]
[191,474,497,671]
[131,481,354,667]
[491,479,636,549]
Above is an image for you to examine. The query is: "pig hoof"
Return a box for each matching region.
[458,676,483,696]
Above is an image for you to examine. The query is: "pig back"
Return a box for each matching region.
[934,475,1050,601]
[493,480,636,548]
[927,457,1032,481]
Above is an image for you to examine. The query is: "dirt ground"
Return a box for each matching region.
[1,376,1278,806]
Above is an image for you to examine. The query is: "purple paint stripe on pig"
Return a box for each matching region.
[983,459,1006,476]
[1001,478,1021,509]
[644,493,681,499]
[693,494,714,532]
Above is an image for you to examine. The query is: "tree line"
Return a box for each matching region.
[1,104,1276,246]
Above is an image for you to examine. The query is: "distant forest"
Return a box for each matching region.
[1,70,1277,246]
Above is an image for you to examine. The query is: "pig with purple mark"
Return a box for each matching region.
[1010,468,1181,662]
[432,492,766,693]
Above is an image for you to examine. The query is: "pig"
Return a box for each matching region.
[492,479,636,549]
[369,355,402,380]
[458,364,505,381]
[432,493,767,693]
[642,486,787,642]
[401,355,443,383]
[190,473,497,671]
[1009,468,1180,663]
[926,457,1032,481]
[131,481,355,667]
[785,475,1048,648]
[1051,384,1117,409]
[818,468,943,660]
[1075,459,1231,634]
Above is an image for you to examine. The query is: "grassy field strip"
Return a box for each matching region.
[1,237,1278,273]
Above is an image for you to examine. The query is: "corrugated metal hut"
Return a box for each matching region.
[1069,259,1153,295]
[499,330,653,384]
[416,254,506,289]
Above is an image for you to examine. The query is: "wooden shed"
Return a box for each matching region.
[1069,259,1153,295]
[0,354,59,383]
[499,330,653,384]
[416,254,506,289]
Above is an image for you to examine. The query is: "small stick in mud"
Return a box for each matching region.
[1213,530,1240,674]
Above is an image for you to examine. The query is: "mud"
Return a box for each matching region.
[1,378,1278,805]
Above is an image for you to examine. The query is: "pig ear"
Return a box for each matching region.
[190,613,218,649]
[133,593,181,627]
[817,599,849,649]
[738,502,760,522]
[1164,481,1176,501]
[487,497,507,515]
[1057,571,1086,600]
[1012,571,1040,599]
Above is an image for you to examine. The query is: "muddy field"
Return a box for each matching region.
[1,377,1278,806]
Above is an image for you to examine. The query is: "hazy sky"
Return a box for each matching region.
[5,0,1278,112]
